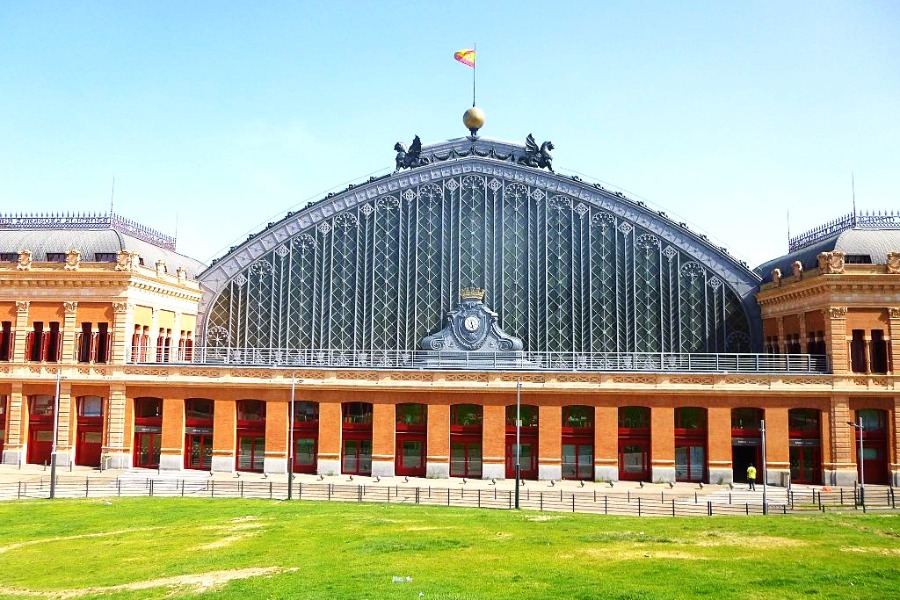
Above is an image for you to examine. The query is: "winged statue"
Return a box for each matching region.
[517,133,555,172]
[394,135,430,172]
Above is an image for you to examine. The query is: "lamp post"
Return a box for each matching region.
[760,419,767,515]
[50,368,62,499]
[287,375,295,500]
[514,378,521,510]
[848,417,865,506]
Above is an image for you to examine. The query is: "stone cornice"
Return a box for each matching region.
[0,269,202,303]
[0,362,896,395]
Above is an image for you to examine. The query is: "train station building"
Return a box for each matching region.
[2,122,898,487]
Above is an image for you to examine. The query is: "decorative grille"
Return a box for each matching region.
[206,175,751,355]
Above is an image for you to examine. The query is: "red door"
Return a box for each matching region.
[28,428,53,465]
[133,431,161,468]
[76,429,102,467]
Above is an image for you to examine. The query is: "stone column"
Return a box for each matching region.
[371,402,396,477]
[425,404,449,478]
[888,308,900,375]
[824,307,849,374]
[149,308,160,363]
[60,302,78,363]
[707,406,733,484]
[824,395,855,486]
[2,382,24,465]
[263,400,288,475]
[594,406,618,482]
[764,407,789,486]
[211,399,236,473]
[13,301,29,363]
[481,404,505,480]
[159,397,185,471]
[650,406,675,483]
[102,383,131,469]
[538,405,561,481]
[317,401,342,476]
[110,303,131,364]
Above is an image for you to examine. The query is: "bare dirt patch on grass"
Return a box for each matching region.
[840,546,900,556]
[581,548,707,561]
[0,566,297,598]
[0,527,164,556]
[693,533,806,548]
[196,516,268,550]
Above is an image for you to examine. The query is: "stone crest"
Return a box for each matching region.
[64,249,81,271]
[887,251,900,274]
[421,288,523,352]
[115,250,138,272]
[17,249,32,271]
[817,251,845,274]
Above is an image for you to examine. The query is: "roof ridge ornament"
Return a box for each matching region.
[517,133,554,172]
[393,135,430,172]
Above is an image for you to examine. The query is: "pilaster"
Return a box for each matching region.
[101,384,130,469]
[149,308,160,363]
[13,301,29,363]
[211,399,236,472]
[537,405,561,481]
[425,404,449,478]
[371,402,396,477]
[776,316,786,354]
[61,302,78,364]
[159,397,185,471]
[482,404,505,480]
[263,400,288,474]
[316,401,342,476]
[892,396,900,487]
[54,380,73,466]
[707,406,733,484]
[824,395,855,486]
[763,407,789,485]
[1,382,24,465]
[111,303,131,364]
[650,406,675,483]
[594,406,618,482]
[889,308,900,375]
[824,307,848,374]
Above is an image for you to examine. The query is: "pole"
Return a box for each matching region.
[287,375,295,500]
[50,368,61,499]
[760,419,767,515]
[472,42,477,107]
[515,377,521,509]
[858,416,865,506]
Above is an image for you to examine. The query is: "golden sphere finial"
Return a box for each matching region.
[463,106,485,137]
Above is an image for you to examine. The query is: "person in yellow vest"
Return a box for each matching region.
[747,463,757,491]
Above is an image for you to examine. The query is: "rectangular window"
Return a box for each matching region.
[870,330,888,374]
[0,321,11,361]
[46,253,66,263]
[850,330,867,373]
[78,396,103,417]
[0,253,18,262]
[94,253,117,262]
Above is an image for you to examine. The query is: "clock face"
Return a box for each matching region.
[463,316,480,332]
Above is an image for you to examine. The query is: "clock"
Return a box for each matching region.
[463,316,480,332]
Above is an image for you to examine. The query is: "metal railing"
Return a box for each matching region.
[788,210,900,252]
[138,347,829,374]
[0,477,792,516]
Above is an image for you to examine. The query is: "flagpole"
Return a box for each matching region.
[472,43,476,107]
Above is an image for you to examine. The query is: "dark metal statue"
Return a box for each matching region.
[394,135,430,172]
[518,133,554,172]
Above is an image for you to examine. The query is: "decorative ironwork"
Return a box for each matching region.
[517,134,554,172]
[393,135,430,172]
[788,210,900,252]
[0,211,177,250]
[204,168,753,357]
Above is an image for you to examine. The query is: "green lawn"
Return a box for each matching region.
[0,498,897,599]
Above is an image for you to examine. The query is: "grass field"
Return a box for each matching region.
[0,498,897,599]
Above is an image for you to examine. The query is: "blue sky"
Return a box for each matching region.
[2,1,897,269]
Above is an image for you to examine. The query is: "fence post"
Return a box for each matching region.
[572,494,576,513]
[17,482,21,499]
[269,481,273,500]
[358,485,363,503]
[415,487,420,505]
[328,484,332,501]
[117,479,121,497]
[149,480,154,497]
[707,501,712,516]
[211,480,215,498]
[181,480,185,497]
[298,481,302,500]
[604,495,608,515]
[540,492,543,512]
[671,499,675,517]
[446,489,450,507]
[745,503,749,515]
[86,478,90,498]
[240,481,244,498]
[638,497,641,517]
[478,489,481,509]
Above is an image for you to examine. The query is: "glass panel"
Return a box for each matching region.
[84,432,102,444]
[577,445,593,478]
[561,444,576,478]
[675,447,688,479]
[30,396,54,416]
[79,396,103,417]
[358,440,372,474]
[36,430,54,442]
[689,446,705,481]
[450,442,466,477]
[253,439,265,471]
[343,440,358,472]
[295,401,319,423]
[397,404,426,426]
[467,443,482,478]
[622,444,645,473]
[402,441,422,469]
[295,438,316,465]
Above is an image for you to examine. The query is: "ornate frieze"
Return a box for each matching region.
[828,306,848,319]
[63,301,78,314]
[15,300,29,314]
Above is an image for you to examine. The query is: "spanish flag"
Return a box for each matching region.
[454,49,475,68]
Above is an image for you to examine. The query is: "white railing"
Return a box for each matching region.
[130,347,829,374]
